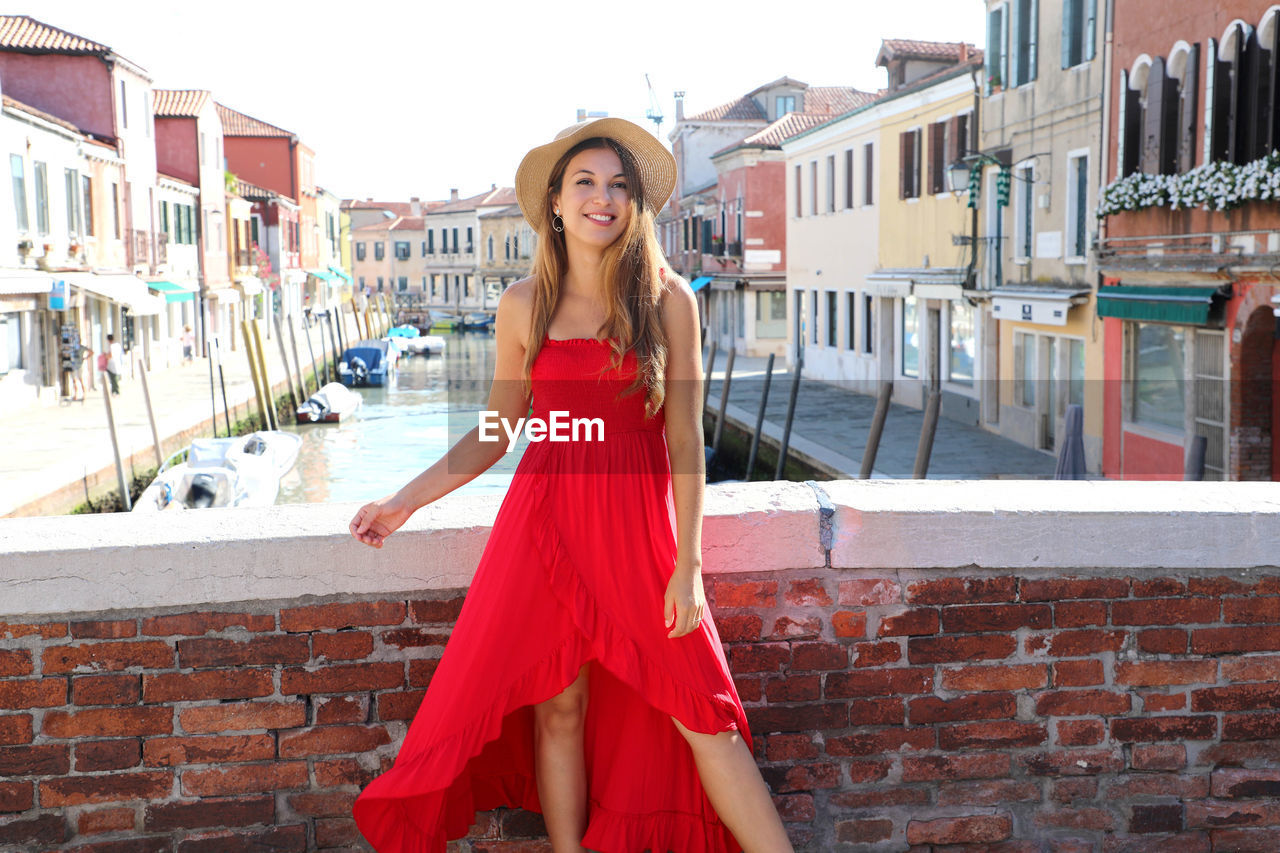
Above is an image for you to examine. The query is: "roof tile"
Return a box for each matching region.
[0,15,110,54]
[878,39,979,63]
[154,89,211,118]
[216,103,293,138]
[687,95,766,123]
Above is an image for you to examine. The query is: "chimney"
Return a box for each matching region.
[674,91,686,122]
[450,188,459,202]
[366,197,373,202]
[959,42,969,63]
[410,196,421,216]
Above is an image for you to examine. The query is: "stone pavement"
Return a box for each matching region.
[0,318,351,517]
[704,352,1058,480]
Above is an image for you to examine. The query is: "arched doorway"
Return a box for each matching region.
[1234,305,1276,480]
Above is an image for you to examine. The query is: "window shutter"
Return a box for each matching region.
[1270,22,1280,154]
[1250,28,1272,160]
[1009,0,1022,85]
[1000,4,1010,89]
[1062,0,1077,69]
[987,8,1000,92]
[1142,57,1170,174]
[1204,38,1218,163]
[1085,0,1097,61]
[948,116,962,163]
[1178,43,1200,174]
[899,131,910,199]
[1121,71,1143,177]
[928,122,945,194]
[1028,0,1039,82]
[1222,27,1243,163]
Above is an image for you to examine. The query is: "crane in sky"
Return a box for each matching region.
[644,73,663,134]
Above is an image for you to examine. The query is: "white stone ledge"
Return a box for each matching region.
[4,480,1280,619]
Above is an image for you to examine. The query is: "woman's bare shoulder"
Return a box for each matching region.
[496,277,537,346]
[658,270,697,321]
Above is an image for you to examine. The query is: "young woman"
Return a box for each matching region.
[350,117,793,853]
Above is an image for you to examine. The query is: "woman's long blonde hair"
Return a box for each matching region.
[522,137,668,417]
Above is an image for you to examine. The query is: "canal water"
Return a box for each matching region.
[275,332,519,506]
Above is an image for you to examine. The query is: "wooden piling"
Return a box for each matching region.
[745,353,775,481]
[241,320,269,431]
[702,340,718,413]
[860,381,893,479]
[137,364,163,469]
[273,315,300,412]
[101,381,131,510]
[711,346,736,458]
[774,363,802,481]
[249,320,278,431]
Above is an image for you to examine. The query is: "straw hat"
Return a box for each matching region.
[515,117,676,230]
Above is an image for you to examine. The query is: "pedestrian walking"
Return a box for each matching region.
[70,342,92,401]
[103,334,123,395]
[181,325,195,365]
[349,117,792,852]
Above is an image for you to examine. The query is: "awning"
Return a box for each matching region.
[991,286,1091,327]
[1096,285,1223,326]
[66,272,165,315]
[329,265,353,283]
[0,270,54,295]
[284,269,307,286]
[689,276,712,292]
[236,276,264,296]
[147,280,197,304]
[306,268,337,282]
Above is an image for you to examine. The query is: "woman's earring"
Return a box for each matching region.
[551,214,564,233]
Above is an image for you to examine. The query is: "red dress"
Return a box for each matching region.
[353,336,750,852]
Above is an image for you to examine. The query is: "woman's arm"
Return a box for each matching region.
[350,280,535,547]
[659,274,708,638]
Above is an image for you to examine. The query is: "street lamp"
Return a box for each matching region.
[948,151,1011,290]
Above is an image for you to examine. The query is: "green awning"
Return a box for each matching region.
[1095,285,1221,326]
[146,280,196,303]
[329,265,353,283]
[689,276,713,292]
[306,268,337,282]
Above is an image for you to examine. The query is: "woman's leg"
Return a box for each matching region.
[671,717,795,853]
[534,662,591,852]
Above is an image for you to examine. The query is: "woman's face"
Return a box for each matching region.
[552,146,633,250]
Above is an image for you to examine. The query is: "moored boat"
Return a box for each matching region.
[133,431,302,512]
[297,382,363,424]
[338,339,396,387]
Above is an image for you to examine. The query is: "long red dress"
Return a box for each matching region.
[353,336,750,852]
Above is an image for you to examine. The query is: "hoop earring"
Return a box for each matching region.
[551,214,564,233]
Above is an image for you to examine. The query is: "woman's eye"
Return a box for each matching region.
[612,182,628,190]
[577,178,592,186]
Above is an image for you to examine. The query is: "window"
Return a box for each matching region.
[466,227,473,254]
[10,155,27,232]
[111,183,121,238]
[776,95,796,117]
[863,294,874,354]
[1208,25,1271,168]
[33,162,48,235]
[1066,153,1089,259]
[826,291,838,346]
[198,132,205,165]
[356,242,366,261]
[0,312,23,374]
[439,228,447,254]
[928,121,948,194]
[120,80,127,129]
[1061,0,1097,68]
[374,242,385,261]
[986,3,1009,92]
[395,241,410,260]
[949,302,975,385]
[810,161,818,215]
[863,143,874,205]
[376,276,384,291]
[794,165,803,216]
[452,227,459,253]
[846,292,857,350]
[1009,0,1039,87]
[899,130,921,199]
[145,92,151,138]
[1131,323,1185,432]
[810,290,818,344]
[358,276,365,289]
[1069,338,1085,408]
[427,230,434,254]
[488,235,494,261]
[82,175,93,236]
[1014,163,1034,259]
[398,276,408,292]
[160,201,169,237]
[64,169,80,236]
[756,291,786,338]
[421,276,427,291]
[902,296,919,377]
[844,149,855,208]
[826,155,836,212]
[421,241,427,257]
[1015,332,1036,407]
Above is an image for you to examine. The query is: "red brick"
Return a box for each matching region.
[179,701,306,734]
[1191,576,1254,596]
[144,795,275,831]
[1203,828,1280,852]
[1222,712,1280,741]
[1054,659,1105,687]
[408,596,466,623]
[768,616,822,640]
[831,788,929,808]
[839,578,901,606]
[1210,768,1280,798]
[1224,597,1280,624]
[1222,655,1280,682]
[1132,577,1186,597]
[40,770,172,806]
[906,814,1012,845]
[760,762,839,793]
[1021,749,1125,776]
[376,690,425,722]
[407,658,439,688]
[315,695,368,725]
[143,669,273,704]
[381,628,451,648]
[1192,684,1280,712]
[766,734,819,762]
[745,703,848,734]
[141,611,274,636]
[942,604,1052,633]
[1036,689,1131,717]
[289,790,359,818]
[728,643,790,673]
[182,761,308,796]
[41,640,173,674]
[281,662,404,695]
[939,721,1048,749]
[784,578,832,606]
[791,642,847,671]
[850,640,901,667]
[278,725,390,758]
[43,707,171,739]
[836,818,894,843]
[0,715,32,745]
[0,744,70,776]
[715,613,762,642]
[847,697,905,726]
[313,631,375,662]
[315,817,363,847]
[175,825,308,853]
[177,635,310,668]
[1023,577,1129,601]
[829,612,870,637]
[1111,715,1217,742]
[0,813,67,845]
[0,780,32,812]
[315,758,374,789]
[77,806,135,835]
[0,650,32,678]
[144,734,275,766]
[1139,628,1189,654]
[1035,807,1117,831]
[709,580,776,608]
[901,752,1011,781]
[1132,743,1187,770]
[1141,691,1188,712]
[773,792,815,822]
[280,600,405,632]
[1118,660,1216,687]
[937,779,1041,806]
[1055,601,1109,627]
[1036,629,1128,657]
[942,663,1048,692]
[826,727,935,756]
[0,677,66,709]
[1057,720,1105,746]
[1192,626,1280,655]
[0,621,66,639]
[1113,598,1219,626]
[825,668,932,698]
[765,675,820,702]
[1112,776,1210,803]
[74,739,141,772]
[70,619,137,639]
[908,634,1016,664]
[878,608,940,637]
[1052,778,1099,802]
[71,674,141,706]
[906,576,1016,605]
[909,693,1016,724]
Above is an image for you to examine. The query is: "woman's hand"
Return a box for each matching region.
[350,494,413,548]
[664,564,706,639]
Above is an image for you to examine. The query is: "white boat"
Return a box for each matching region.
[405,334,445,355]
[133,431,302,511]
[297,382,363,424]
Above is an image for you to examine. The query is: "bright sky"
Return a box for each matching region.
[27,0,985,203]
